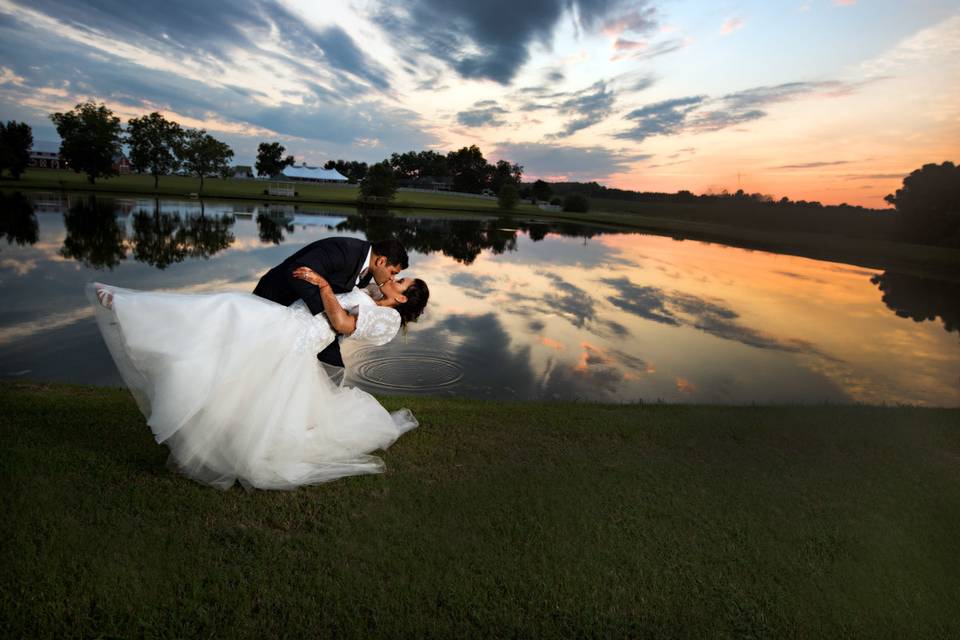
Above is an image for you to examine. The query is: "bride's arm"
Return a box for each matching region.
[293,267,357,335]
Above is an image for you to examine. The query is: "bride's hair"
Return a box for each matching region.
[396,279,429,326]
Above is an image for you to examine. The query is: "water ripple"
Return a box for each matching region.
[351,348,464,392]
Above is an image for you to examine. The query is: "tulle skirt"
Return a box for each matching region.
[87,284,417,490]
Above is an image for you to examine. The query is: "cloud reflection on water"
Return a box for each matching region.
[1,192,958,405]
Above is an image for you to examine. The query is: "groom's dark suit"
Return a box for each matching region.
[253,237,373,368]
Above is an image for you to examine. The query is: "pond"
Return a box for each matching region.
[2,191,958,406]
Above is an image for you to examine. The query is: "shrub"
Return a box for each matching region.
[497,183,519,210]
[562,193,589,213]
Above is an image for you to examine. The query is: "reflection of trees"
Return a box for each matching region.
[257,212,295,244]
[132,200,235,269]
[60,195,127,270]
[871,271,959,334]
[181,211,234,258]
[337,213,516,265]
[0,192,38,247]
[334,212,606,265]
[132,208,186,269]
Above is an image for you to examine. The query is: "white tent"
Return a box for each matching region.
[281,166,349,182]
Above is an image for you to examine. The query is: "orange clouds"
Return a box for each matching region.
[540,336,565,350]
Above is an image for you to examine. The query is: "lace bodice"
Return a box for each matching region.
[289,288,400,348]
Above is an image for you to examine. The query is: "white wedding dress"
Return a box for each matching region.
[87,284,417,490]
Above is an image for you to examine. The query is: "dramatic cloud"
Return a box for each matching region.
[0,0,438,159]
[456,100,509,128]
[615,95,706,142]
[492,141,648,180]
[616,80,883,141]
[377,0,645,84]
[601,6,658,37]
[548,81,616,138]
[13,0,391,91]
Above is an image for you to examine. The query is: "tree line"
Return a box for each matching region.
[1,102,955,245]
[43,102,236,191]
[326,144,528,210]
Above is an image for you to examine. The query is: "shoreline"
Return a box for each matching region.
[5,170,959,280]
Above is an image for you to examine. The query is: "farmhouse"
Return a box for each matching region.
[28,140,63,170]
[281,164,348,183]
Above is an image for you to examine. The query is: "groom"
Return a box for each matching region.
[253,237,409,368]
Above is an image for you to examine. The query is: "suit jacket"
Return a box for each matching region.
[253,237,373,367]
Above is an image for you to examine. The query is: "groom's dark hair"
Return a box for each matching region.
[372,238,408,270]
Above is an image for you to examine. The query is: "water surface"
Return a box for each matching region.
[2,191,957,405]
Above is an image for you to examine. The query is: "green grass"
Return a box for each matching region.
[2,169,541,214]
[3,382,959,638]
[522,206,960,279]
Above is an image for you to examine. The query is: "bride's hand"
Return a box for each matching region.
[293,266,329,288]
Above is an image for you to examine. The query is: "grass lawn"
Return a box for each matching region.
[3,382,959,638]
[3,169,541,215]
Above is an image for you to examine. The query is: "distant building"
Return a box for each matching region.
[281,163,348,183]
[28,140,63,170]
[112,152,132,174]
[230,165,254,179]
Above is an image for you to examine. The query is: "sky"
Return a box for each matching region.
[0,0,957,207]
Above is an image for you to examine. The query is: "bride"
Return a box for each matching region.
[88,267,430,491]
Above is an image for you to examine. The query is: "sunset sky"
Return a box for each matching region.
[0,0,957,207]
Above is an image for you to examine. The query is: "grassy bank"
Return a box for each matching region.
[8,170,959,279]
[526,207,960,280]
[3,382,959,638]
[3,169,540,214]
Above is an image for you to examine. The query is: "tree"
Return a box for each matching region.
[489,159,523,195]
[50,101,122,184]
[179,129,234,193]
[563,193,589,213]
[885,162,960,247]
[417,150,448,179]
[497,183,519,210]
[446,145,492,193]
[388,150,449,182]
[389,151,420,181]
[125,112,183,189]
[359,161,397,201]
[0,120,33,179]
[323,159,368,183]
[532,179,552,202]
[256,142,295,177]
